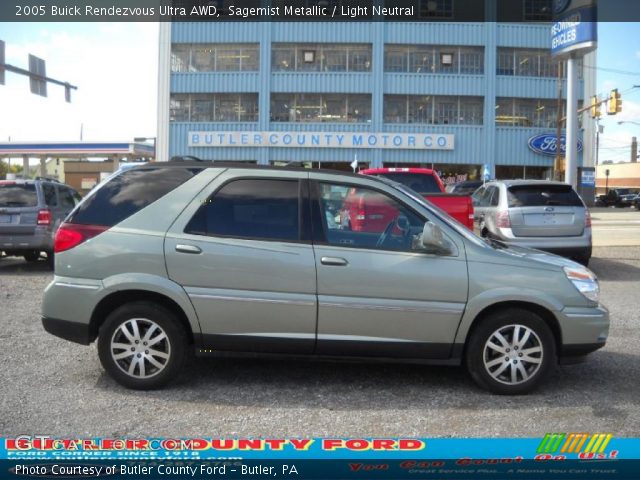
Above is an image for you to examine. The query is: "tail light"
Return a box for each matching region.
[496,211,511,228]
[585,210,592,228]
[37,209,52,226]
[54,223,108,253]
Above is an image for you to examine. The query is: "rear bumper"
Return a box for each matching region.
[492,228,591,257]
[42,316,92,345]
[0,229,52,252]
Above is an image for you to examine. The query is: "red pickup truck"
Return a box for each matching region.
[348,167,474,230]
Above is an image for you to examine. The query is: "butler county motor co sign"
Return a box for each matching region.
[188,132,454,150]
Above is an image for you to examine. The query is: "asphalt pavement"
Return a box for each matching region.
[0,243,638,438]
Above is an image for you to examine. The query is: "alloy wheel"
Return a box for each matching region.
[110,318,171,379]
[482,324,543,386]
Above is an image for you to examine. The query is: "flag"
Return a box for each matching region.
[350,155,358,172]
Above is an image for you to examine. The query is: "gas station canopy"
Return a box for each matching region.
[0,141,155,159]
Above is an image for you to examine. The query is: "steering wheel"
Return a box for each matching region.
[376,216,398,248]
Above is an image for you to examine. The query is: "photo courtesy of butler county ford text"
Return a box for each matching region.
[1,0,640,479]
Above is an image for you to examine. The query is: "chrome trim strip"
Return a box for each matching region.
[317,334,417,343]
[564,313,607,318]
[319,301,464,315]
[190,293,315,307]
[223,333,316,340]
[54,282,100,290]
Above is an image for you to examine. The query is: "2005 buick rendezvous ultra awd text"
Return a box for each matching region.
[41,163,609,394]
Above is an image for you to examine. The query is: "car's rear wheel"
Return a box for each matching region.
[466,308,556,395]
[23,251,40,262]
[97,301,188,390]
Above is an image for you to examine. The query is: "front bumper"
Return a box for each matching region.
[558,304,609,362]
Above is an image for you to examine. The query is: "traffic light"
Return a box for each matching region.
[590,95,601,119]
[607,89,622,115]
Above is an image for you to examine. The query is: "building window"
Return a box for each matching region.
[497,48,577,79]
[495,97,567,128]
[384,45,483,74]
[170,94,259,122]
[523,0,552,21]
[419,0,454,18]
[270,93,371,123]
[271,44,372,72]
[384,95,484,125]
[170,44,259,72]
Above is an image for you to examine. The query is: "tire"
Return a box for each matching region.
[23,251,40,262]
[575,255,590,267]
[97,301,188,390]
[465,308,556,395]
[45,251,54,270]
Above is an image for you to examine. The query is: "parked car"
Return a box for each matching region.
[0,178,82,266]
[472,180,592,266]
[596,188,638,208]
[447,180,484,195]
[42,163,608,394]
[359,168,475,230]
[634,193,640,211]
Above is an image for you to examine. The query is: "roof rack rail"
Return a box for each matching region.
[33,176,63,183]
[169,155,205,162]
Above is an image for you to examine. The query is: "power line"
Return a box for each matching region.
[582,65,640,77]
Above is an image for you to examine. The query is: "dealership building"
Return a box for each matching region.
[157,0,597,184]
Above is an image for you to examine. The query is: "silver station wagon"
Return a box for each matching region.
[42,163,609,394]
[472,180,592,266]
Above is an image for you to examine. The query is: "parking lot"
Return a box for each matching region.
[0,210,639,438]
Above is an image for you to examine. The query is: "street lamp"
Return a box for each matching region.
[133,137,156,160]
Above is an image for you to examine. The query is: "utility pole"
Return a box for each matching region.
[632,136,638,163]
[555,61,564,181]
[565,56,579,189]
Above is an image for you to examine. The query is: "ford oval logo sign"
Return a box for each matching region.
[528,134,583,157]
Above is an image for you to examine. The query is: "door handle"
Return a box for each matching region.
[321,256,348,266]
[175,244,202,254]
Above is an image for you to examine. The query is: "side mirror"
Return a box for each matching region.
[421,221,454,254]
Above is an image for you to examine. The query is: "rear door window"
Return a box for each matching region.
[372,173,440,194]
[0,184,38,207]
[507,185,583,207]
[58,187,76,209]
[42,184,58,207]
[69,167,202,227]
[185,179,300,242]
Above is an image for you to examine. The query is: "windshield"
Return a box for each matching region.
[0,184,38,208]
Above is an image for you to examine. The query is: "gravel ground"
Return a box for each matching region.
[0,246,638,437]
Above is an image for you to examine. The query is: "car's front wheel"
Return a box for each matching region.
[466,308,556,395]
[97,301,188,390]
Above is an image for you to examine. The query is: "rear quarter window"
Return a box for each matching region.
[68,167,202,227]
[0,184,38,207]
[507,185,584,207]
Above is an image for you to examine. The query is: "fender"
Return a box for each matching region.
[100,272,202,338]
[454,287,564,346]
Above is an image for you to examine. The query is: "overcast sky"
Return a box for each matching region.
[0,21,639,163]
[0,22,158,144]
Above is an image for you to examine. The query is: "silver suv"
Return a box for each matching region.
[0,178,82,266]
[42,164,609,394]
[472,180,592,266]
